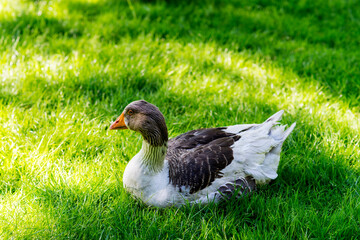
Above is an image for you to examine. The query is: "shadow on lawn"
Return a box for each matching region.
[62,0,360,105]
[0,13,83,39]
[0,71,165,116]
[2,0,359,104]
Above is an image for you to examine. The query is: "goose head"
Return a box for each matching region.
[110,100,168,146]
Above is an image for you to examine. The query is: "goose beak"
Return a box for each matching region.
[109,112,128,130]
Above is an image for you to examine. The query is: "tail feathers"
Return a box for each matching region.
[264,110,296,141]
[254,110,285,137]
[259,121,296,183]
[270,122,296,142]
[283,122,296,141]
[245,115,295,183]
[230,111,295,184]
[266,110,284,123]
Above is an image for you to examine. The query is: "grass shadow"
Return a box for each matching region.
[0,13,82,39]
[2,0,359,105]
[65,0,360,106]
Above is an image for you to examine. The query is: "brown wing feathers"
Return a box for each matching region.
[167,128,240,194]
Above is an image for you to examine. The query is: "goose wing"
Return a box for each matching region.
[167,128,241,194]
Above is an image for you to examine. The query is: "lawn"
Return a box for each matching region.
[0,0,359,238]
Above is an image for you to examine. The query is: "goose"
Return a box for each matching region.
[110,100,296,207]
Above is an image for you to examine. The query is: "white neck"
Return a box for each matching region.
[138,140,167,172]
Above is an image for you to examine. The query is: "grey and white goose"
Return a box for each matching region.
[110,100,296,207]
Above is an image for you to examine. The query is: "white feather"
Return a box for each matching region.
[223,111,296,184]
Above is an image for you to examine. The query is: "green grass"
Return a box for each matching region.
[0,0,359,238]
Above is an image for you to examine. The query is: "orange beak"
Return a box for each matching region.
[109,112,128,130]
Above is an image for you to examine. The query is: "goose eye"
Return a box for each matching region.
[128,110,134,115]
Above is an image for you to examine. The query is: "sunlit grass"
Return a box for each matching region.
[0,0,359,238]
